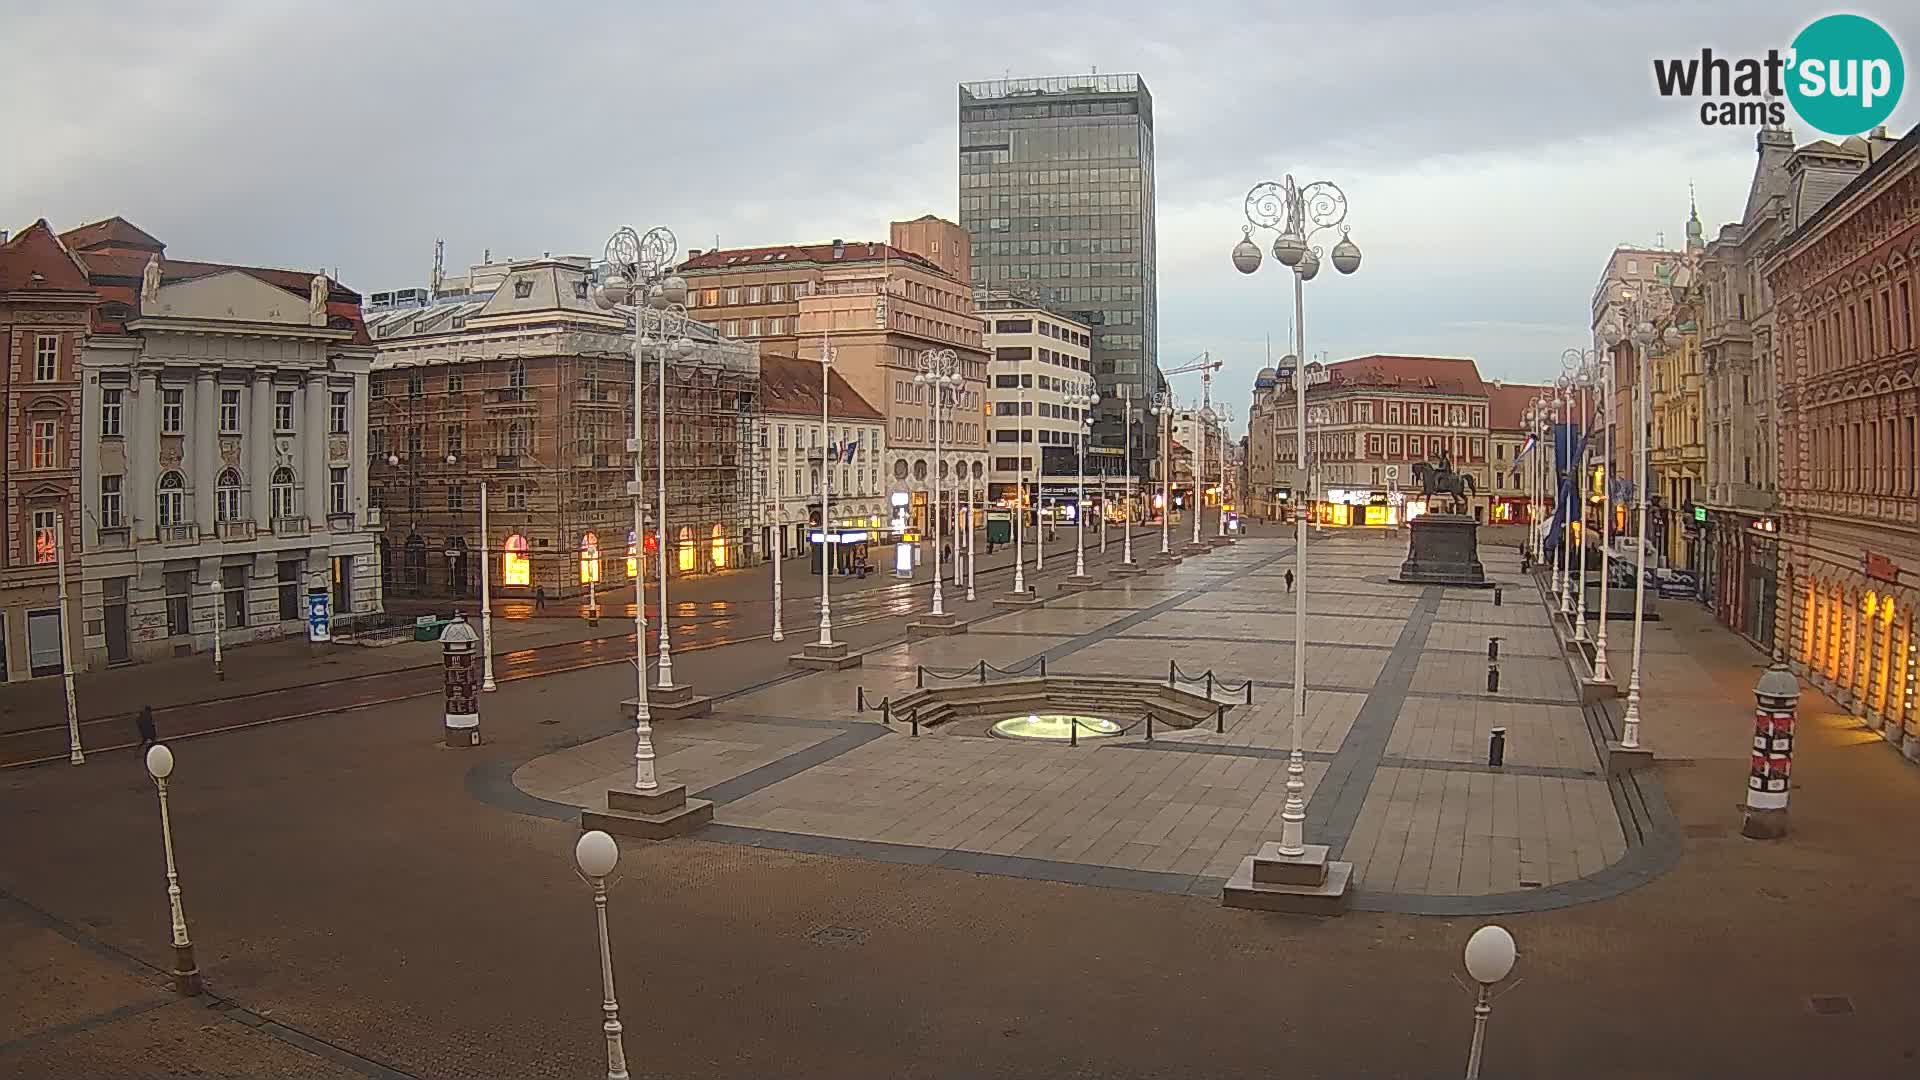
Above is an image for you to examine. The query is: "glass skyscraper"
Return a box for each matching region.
[958,73,1158,467]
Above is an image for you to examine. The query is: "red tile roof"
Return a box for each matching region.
[1486,382,1553,432]
[1322,354,1488,394]
[0,220,93,293]
[759,354,883,420]
[58,216,165,255]
[681,241,942,276]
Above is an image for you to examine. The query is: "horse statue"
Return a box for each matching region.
[1412,459,1475,514]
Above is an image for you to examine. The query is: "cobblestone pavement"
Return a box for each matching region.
[4,528,1919,1078]
[517,536,1622,903]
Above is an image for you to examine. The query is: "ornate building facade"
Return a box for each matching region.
[68,218,382,667]
[1768,125,1917,764]
[1697,125,1881,646]
[0,222,90,680]
[364,254,762,600]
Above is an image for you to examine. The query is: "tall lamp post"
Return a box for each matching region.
[1520,403,1538,561]
[479,480,496,691]
[143,744,200,995]
[210,578,225,681]
[1613,304,1679,751]
[596,224,691,790]
[815,335,837,644]
[965,463,977,601]
[1150,391,1174,556]
[1191,406,1212,547]
[1591,326,1621,684]
[1556,373,1577,614]
[1216,404,1234,537]
[573,830,629,1080]
[1233,173,1362,859]
[1067,379,1099,579]
[1565,347,1603,643]
[1012,349,1030,596]
[1121,411,1137,566]
[1462,924,1518,1079]
[767,503,784,642]
[915,348,961,619]
[55,514,82,764]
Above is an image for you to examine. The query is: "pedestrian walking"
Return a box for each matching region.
[533,584,547,613]
[136,705,158,749]
[1285,569,1295,593]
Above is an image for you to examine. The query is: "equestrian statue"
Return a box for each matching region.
[1411,449,1475,515]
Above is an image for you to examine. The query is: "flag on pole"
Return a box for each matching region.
[842,439,858,464]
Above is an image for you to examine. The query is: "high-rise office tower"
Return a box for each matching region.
[958,73,1158,470]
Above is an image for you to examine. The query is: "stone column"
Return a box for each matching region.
[303,373,328,523]
[193,372,217,535]
[250,371,273,527]
[131,370,159,539]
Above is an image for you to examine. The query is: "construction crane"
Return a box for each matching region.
[1161,351,1224,408]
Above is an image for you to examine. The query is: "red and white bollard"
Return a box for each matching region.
[1742,656,1799,839]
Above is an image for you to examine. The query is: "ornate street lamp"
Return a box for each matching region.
[1232,174,1361,860]
[1066,379,1100,579]
[1150,390,1176,556]
[596,224,691,791]
[914,348,962,619]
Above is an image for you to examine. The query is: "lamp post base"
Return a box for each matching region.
[1057,574,1101,592]
[171,942,201,996]
[906,612,968,639]
[1108,562,1143,577]
[1605,741,1654,774]
[622,694,712,725]
[1221,843,1353,916]
[992,592,1045,610]
[790,641,863,671]
[584,784,715,840]
[1740,806,1789,840]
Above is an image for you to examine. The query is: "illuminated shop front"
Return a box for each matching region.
[1793,547,1915,759]
[1316,489,1402,527]
[502,534,531,587]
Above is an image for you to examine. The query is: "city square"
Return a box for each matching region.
[5,4,1920,1077]
[5,528,1920,1077]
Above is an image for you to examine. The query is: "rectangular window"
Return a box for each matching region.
[275,390,296,432]
[447,372,464,393]
[31,509,56,564]
[101,388,124,436]
[747,319,761,336]
[747,286,762,303]
[447,424,464,454]
[162,388,184,433]
[100,475,124,528]
[448,483,464,511]
[330,391,350,434]
[278,560,303,621]
[165,570,192,636]
[31,420,57,469]
[34,335,58,382]
[219,388,242,433]
[725,287,741,304]
[768,284,785,302]
[221,564,247,629]
[505,483,528,511]
[330,467,349,515]
[767,317,784,335]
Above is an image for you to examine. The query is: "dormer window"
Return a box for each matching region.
[574,281,589,300]
[513,279,534,299]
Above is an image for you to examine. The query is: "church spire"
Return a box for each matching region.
[1685,182,1704,251]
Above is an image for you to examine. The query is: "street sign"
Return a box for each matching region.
[1384,465,1399,481]
[307,589,331,643]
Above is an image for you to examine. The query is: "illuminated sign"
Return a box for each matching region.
[1748,516,1779,535]
[1693,505,1708,523]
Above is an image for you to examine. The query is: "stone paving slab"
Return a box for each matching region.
[1410,652,1571,701]
[1385,697,1600,773]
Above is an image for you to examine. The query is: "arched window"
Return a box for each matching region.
[709,524,727,569]
[676,524,694,572]
[157,471,186,527]
[502,534,530,586]
[579,531,601,584]
[270,467,297,520]
[215,467,243,523]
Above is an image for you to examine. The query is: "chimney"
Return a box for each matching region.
[687,249,702,259]
[0,229,8,244]
[832,239,845,260]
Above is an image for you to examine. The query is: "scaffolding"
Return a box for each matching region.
[367,299,762,599]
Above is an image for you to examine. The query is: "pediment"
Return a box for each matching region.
[147,269,308,325]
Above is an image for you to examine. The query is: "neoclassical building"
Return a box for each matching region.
[66,218,381,666]
[1767,124,1917,764]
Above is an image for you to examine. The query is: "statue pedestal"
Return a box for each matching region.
[1393,513,1490,587]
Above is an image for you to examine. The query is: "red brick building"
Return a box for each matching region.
[1769,125,1920,763]
[0,221,91,681]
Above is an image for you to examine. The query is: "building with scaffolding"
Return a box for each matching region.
[363,253,761,600]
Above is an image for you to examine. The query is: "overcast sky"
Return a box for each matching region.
[4,1,1915,431]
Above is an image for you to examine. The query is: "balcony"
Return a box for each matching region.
[272,516,309,537]
[95,525,131,551]
[162,524,199,545]
[218,520,256,542]
[327,512,356,533]
[1701,316,1752,349]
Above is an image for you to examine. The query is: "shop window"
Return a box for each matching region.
[580,531,601,584]
[503,534,530,586]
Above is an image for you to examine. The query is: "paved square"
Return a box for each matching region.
[513,534,1630,908]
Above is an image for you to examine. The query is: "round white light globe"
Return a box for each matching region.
[1464,924,1517,985]
[146,743,175,780]
[575,829,619,879]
